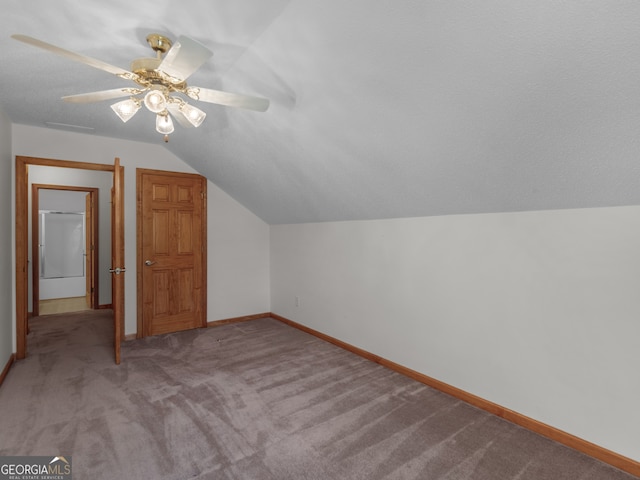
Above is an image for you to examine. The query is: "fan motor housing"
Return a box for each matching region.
[131,57,186,90]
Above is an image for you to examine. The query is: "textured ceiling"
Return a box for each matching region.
[2,1,640,224]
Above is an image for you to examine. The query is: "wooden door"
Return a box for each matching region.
[85,193,93,308]
[138,169,207,337]
[111,158,125,364]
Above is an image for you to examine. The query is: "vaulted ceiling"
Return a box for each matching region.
[2,1,640,224]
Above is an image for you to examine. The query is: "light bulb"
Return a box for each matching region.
[179,103,206,127]
[110,98,141,123]
[144,90,167,113]
[156,114,174,135]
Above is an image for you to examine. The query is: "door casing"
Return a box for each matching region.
[30,184,99,316]
[15,156,121,360]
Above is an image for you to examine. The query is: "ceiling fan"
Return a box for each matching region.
[11,33,270,141]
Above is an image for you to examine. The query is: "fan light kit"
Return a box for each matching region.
[12,33,270,142]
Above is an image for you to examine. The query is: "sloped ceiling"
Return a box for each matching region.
[2,1,640,224]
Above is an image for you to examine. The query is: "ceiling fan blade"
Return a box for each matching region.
[159,36,213,82]
[62,88,144,104]
[186,87,270,112]
[11,34,138,80]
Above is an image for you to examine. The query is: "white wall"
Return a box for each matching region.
[12,124,270,338]
[207,182,271,320]
[0,107,12,369]
[39,189,87,211]
[39,277,85,300]
[271,207,640,462]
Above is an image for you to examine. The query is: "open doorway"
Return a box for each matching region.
[31,185,99,317]
[15,156,125,363]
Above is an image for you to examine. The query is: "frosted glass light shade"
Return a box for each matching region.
[110,98,141,123]
[180,103,206,127]
[156,114,174,134]
[144,90,167,113]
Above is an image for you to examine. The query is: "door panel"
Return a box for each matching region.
[85,193,93,308]
[139,170,206,337]
[153,210,170,253]
[111,158,125,364]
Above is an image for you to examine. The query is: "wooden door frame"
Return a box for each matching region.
[135,168,207,338]
[15,156,119,360]
[30,184,100,316]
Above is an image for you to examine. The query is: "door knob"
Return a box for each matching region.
[145,260,156,266]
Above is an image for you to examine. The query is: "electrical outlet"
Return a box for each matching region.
[295,296,300,307]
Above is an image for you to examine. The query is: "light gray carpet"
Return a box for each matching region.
[0,311,636,479]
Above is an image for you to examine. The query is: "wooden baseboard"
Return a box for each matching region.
[270,313,640,478]
[98,304,113,310]
[207,312,271,328]
[0,353,16,389]
[124,313,271,341]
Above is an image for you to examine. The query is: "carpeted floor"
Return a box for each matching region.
[0,311,636,479]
